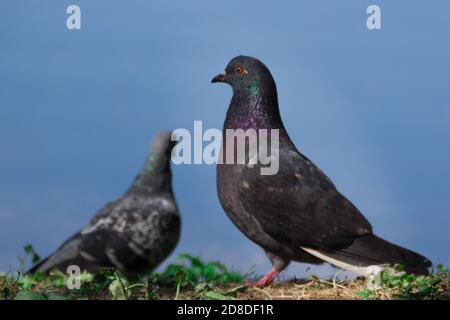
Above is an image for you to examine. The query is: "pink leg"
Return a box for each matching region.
[256,268,279,287]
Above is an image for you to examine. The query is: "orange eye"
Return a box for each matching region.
[235,65,245,76]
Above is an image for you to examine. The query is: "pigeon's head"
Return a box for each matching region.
[211,55,276,95]
[151,131,176,156]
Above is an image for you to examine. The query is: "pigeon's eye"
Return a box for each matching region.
[235,65,245,76]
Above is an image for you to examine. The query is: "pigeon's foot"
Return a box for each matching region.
[256,268,279,287]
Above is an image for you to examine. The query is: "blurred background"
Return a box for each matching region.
[0,0,449,278]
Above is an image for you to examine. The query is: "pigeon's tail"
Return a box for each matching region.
[26,232,84,275]
[26,250,76,275]
[27,257,50,274]
[302,234,431,276]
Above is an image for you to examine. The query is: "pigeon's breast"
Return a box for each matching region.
[217,164,294,258]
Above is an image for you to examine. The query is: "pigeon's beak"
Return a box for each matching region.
[211,70,227,83]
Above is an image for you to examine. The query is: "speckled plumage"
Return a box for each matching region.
[212,56,431,284]
[29,131,180,276]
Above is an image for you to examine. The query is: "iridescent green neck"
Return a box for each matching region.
[145,153,159,173]
[247,79,261,96]
[129,150,172,194]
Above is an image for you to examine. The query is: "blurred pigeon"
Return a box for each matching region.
[29,131,180,276]
[212,56,431,286]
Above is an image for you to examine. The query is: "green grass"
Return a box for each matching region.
[0,245,448,300]
[0,247,246,300]
[355,264,450,300]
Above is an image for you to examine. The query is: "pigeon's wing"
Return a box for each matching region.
[76,196,180,273]
[30,196,180,274]
[237,146,373,250]
[94,197,181,272]
[29,228,147,274]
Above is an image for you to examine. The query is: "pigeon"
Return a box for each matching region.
[28,131,180,276]
[212,56,431,286]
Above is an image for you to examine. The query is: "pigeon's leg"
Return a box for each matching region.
[256,268,279,287]
[256,252,290,287]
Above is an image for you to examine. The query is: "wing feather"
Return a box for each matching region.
[237,147,372,250]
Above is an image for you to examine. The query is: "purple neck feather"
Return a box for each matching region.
[223,90,292,144]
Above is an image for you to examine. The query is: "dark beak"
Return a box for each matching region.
[211,71,227,83]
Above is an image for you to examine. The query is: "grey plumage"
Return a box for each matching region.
[29,131,180,276]
[212,56,431,285]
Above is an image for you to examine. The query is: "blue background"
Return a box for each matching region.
[1,0,449,278]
